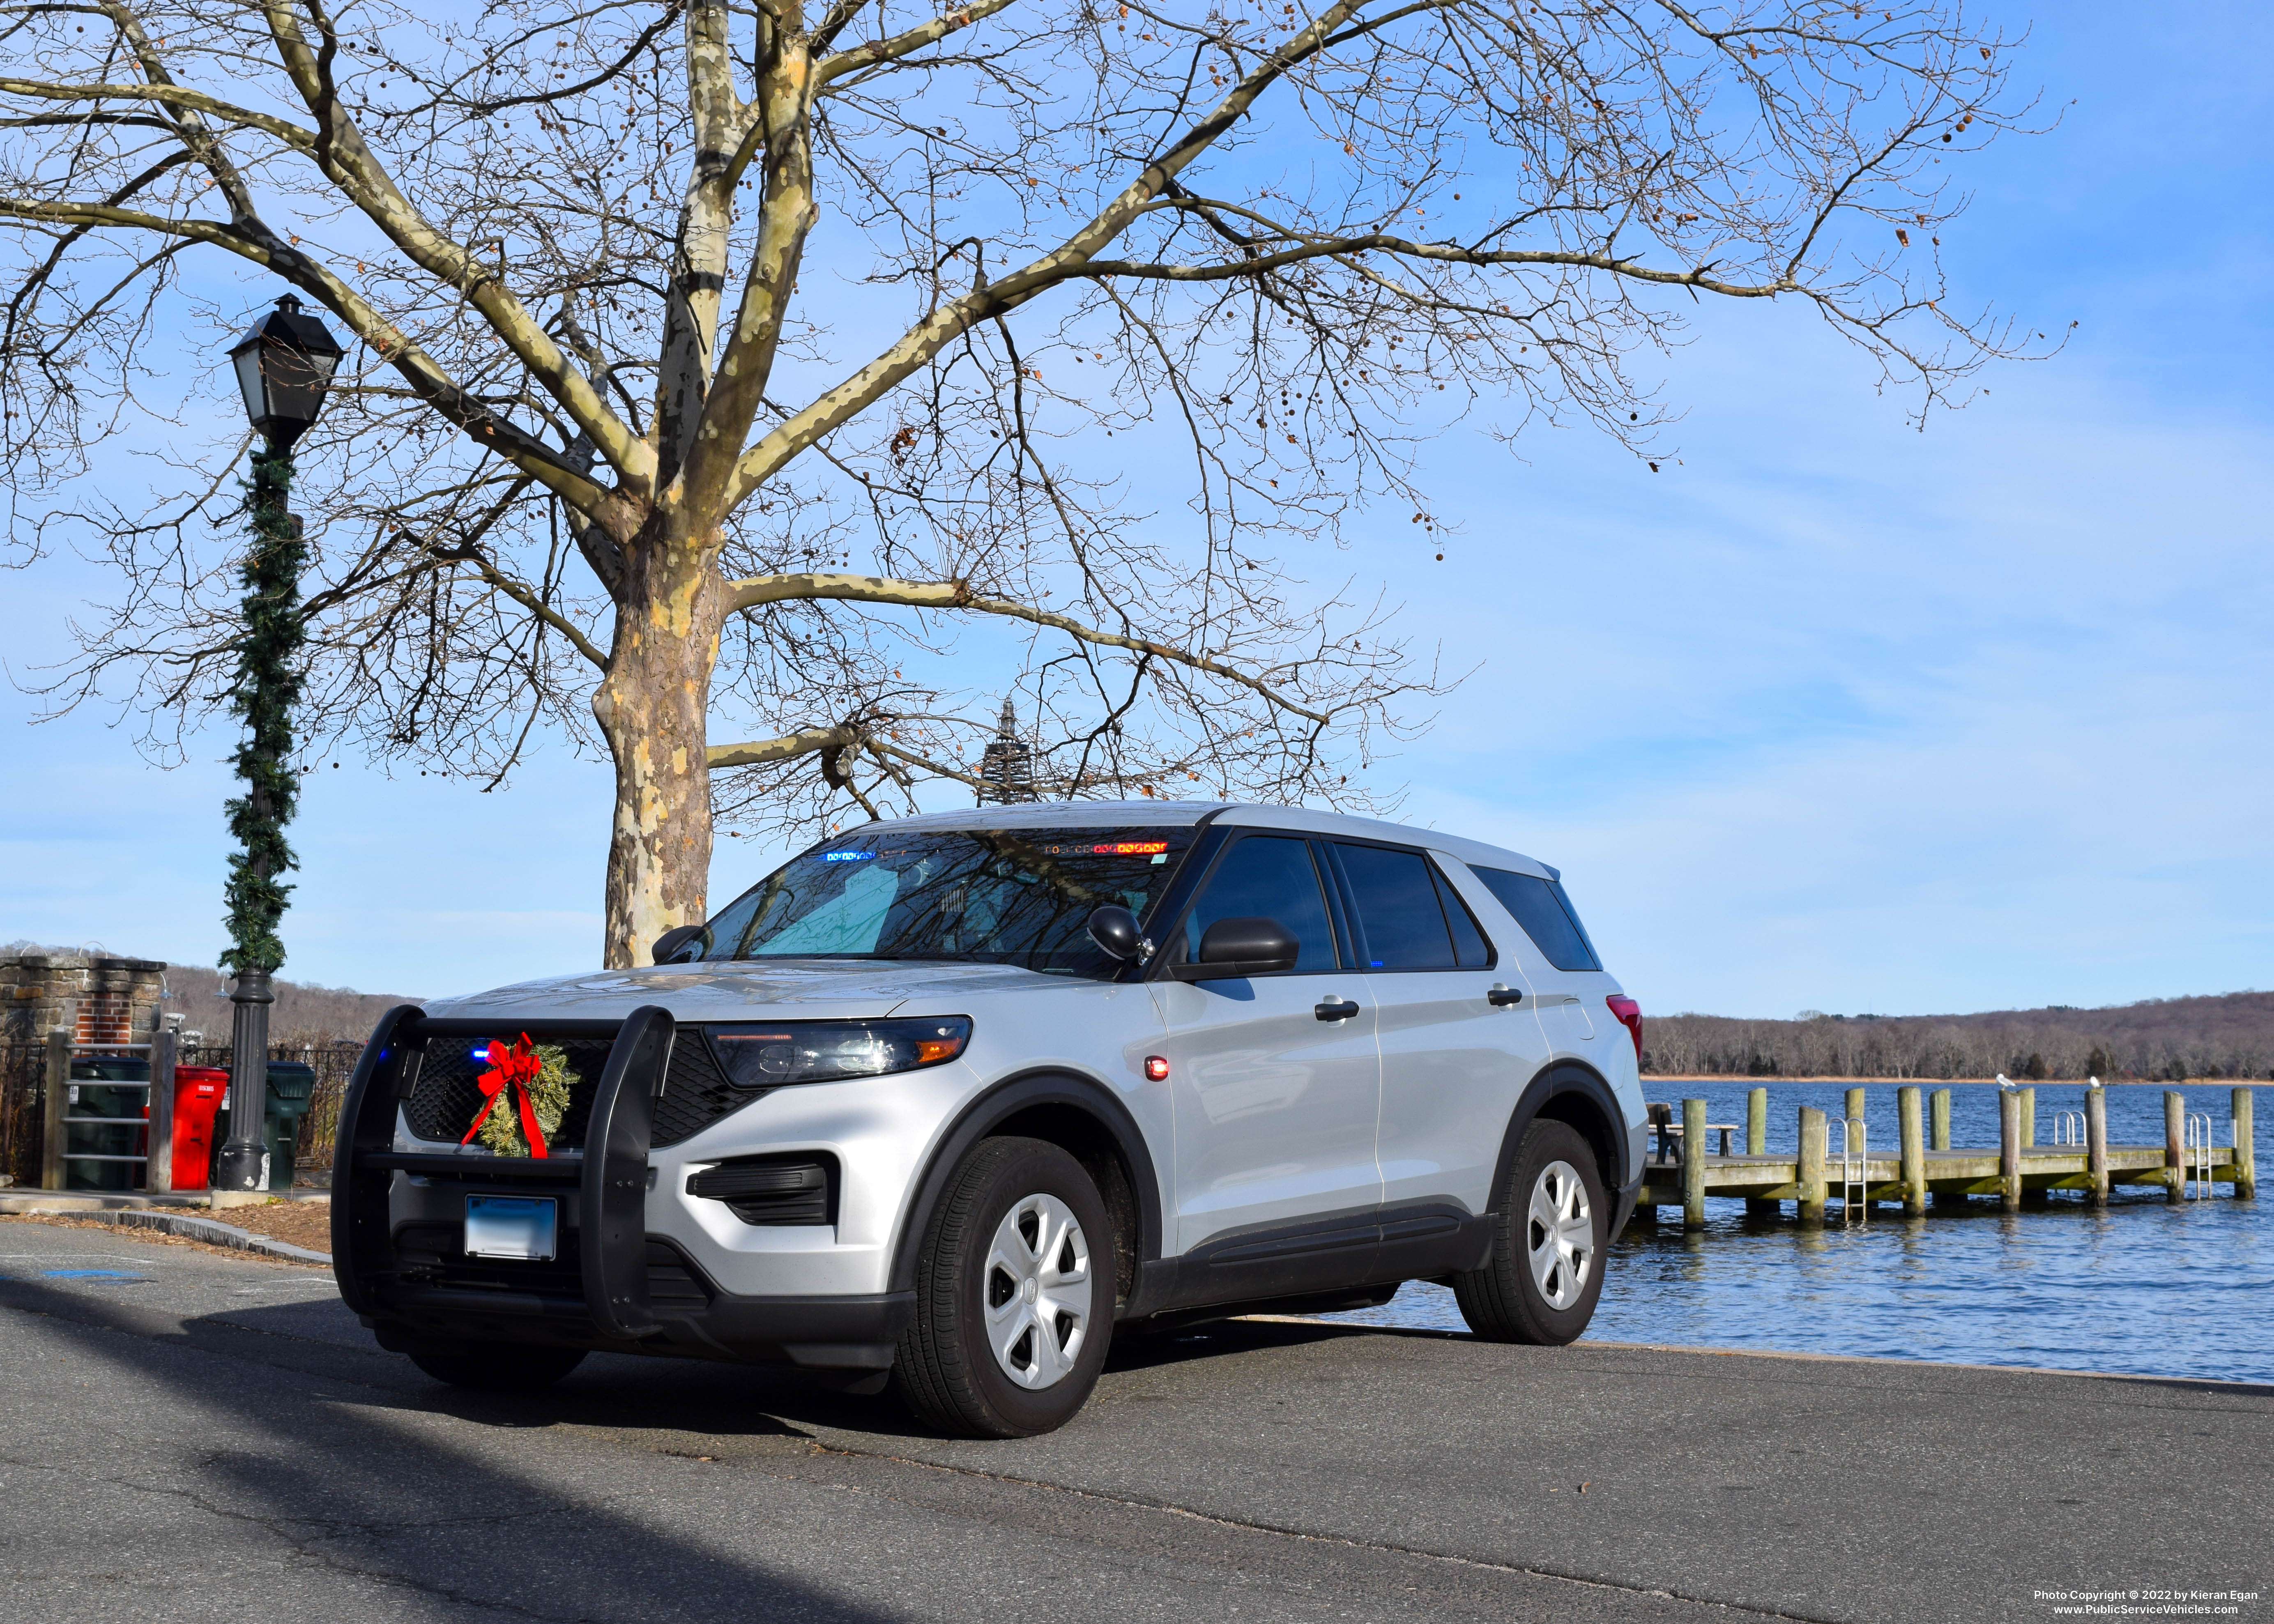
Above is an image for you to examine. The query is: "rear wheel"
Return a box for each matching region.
[1454,1118,1607,1345]
[404,1340,587,1391]
[893,1136,1114,1437]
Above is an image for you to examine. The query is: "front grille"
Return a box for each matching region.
[686,1152,837,1226]
[403,1033,616,1150]
[650,1034,765,1148]
[402,1023,763,1153]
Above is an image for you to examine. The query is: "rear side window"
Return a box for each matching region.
[1335,843,1456,970]
[1472,868,1602,972]
[1181,835,1340,972]
[1431,866,1496,968]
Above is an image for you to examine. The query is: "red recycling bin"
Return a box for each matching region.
[168,1067,229,1190]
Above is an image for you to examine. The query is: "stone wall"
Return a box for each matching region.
[0,954,168,1046]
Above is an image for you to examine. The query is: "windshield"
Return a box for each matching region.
[674,826,1200,976]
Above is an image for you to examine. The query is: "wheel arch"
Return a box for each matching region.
[1489,1061,1630,1211]
[887,1068,1162,1310]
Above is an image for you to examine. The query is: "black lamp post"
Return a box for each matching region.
[212,294,342,1198]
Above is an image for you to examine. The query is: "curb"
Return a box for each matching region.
[11,1204,332,1265]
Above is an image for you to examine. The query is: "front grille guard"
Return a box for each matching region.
[331,1004,674,1343]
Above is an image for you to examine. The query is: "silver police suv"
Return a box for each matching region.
[333,801,1646,1435]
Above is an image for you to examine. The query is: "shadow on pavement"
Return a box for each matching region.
[2,1273,893,1621]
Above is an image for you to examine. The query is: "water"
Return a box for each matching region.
[1325,1082,2274,1384]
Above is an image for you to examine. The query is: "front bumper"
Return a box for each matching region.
[334,1005,911,1372]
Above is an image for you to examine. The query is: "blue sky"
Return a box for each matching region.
[5,2,2269,1017]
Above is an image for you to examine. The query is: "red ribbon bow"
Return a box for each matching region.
[464,1032,550,1158]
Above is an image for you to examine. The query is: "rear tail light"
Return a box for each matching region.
[1604,995,1643,1066]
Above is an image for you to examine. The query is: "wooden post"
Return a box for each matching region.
[1898,1085,1926,1216]
[40,1027,69,1191]
[2085,1085,2110,1207]
[1745,1086,1777,1216]
[2018,1086,2045,1203]
[2164,1089,2185,1203]
[2234,1087,2256,1199]
[1999,1088,2022,1211]
[1929,1086,1958,1206]
[1682,1096,1707,1230]
[1797,1106,1827,1225]
[1844,1086,1866,1129]
[147,1024,177,1194]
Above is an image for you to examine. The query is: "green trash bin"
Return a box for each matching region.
[65,1056,150,1191]
[207,1061,319,1192]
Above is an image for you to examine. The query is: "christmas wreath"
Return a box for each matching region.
[462,1033,575,1158]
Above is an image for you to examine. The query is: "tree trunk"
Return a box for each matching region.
[592,520,725,966]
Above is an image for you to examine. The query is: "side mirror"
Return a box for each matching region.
[1087,904,1145,962]
[1167,916,1299,981]
[650,924,704,965]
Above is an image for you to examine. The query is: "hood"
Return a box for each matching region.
[419,957,1093,1024]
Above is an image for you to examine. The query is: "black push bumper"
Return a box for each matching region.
[331,1005,909,1372]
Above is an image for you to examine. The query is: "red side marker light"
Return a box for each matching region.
[1604,995,1643,1066]
[1144,1056,1170,1081]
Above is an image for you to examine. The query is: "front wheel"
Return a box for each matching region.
[893,1136,1114,1437]
[1453,1118,1607,1345]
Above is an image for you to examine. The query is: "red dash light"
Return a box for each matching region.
[1096,841,1169,855]
[1604,995,1643,1066]
[1144,1056,1170,1081]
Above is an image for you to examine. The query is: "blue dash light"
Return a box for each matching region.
[821,850,878,862]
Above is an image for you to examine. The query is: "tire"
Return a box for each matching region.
[404,1340,588,1391]
[892,1136,1116,1438]
[1454,1118,1608,1345]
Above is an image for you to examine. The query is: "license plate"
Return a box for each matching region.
[464,1195,557,1261]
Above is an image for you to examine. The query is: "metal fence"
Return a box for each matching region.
[0,1039,361,1190]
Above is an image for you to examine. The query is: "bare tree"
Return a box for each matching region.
[2,0,2039,963]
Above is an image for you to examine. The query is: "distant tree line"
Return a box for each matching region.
[1643,991,2274,1081]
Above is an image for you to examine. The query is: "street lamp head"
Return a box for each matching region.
[228,293,344,448]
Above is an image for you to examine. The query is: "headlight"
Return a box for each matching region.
[705,1017,972,1089]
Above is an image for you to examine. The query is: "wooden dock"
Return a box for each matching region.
[1633,1083,2258,1228]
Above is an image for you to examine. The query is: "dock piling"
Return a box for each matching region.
[2235,1088,2257,1200]
[1745,1086,1778,1216]
[1999,1089,2022,1211]
[2164,1091,2184,1204]
[2019,1087,2046,1203]
[1898,1086,1926,1216]
[1797,1106,1827,1225]
[1682,1097,1707,1230]
[2086,1085,2110,1207]
[1930,1087,1959,1206]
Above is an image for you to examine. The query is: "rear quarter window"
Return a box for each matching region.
[1471,867,1602,973]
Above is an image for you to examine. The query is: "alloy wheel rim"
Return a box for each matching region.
[983,1192,1092,1389]
[1526,1158,1594,1311]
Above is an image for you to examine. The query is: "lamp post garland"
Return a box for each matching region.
[212,294,341,1198]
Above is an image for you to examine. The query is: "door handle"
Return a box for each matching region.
[1314,997,1361,1022]
[1487,985,1524,1007]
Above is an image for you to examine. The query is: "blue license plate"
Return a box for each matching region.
[464,1195,557,1261]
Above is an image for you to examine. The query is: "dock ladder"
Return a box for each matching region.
[1835,1116,1867,1224]
[2184,1113,2216,1199]
[2051,1109,2086,1147]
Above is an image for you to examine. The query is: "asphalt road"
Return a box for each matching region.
[1,1219,2266,1624]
